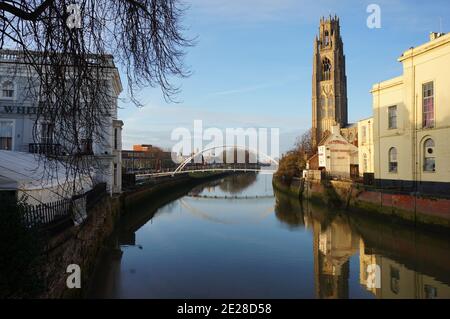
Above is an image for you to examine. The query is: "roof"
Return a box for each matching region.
[317,131,332,146]
[342,123,357,129]
[398,32,450,62]
[0,150,90,191]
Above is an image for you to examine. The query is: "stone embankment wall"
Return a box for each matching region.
[39,172,228,298]
[273,177,450,230]
[39,195,121,298]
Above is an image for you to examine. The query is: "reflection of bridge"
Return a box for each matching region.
[136,145,279,178]
[187,194,275,200]
[179,198,275,225]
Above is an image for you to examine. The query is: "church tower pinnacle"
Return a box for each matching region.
[312,16,348,147]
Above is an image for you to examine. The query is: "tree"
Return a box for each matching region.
[0,0,192,194]
[275,129,316,184]
[293,128,317,169]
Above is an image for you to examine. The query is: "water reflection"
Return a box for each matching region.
[278,193,450,299]
[88,174,450,299]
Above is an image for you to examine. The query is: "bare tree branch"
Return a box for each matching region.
[0,0,193,197]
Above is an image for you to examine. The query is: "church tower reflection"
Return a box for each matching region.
[308,214,359,299]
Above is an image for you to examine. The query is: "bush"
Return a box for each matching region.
[0,193,44,298]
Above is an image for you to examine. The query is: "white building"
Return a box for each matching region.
[0,50,123,202]
[318,125,359,178]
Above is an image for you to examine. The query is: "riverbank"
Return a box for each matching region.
[272,176,450,231]
[38,172,229,298]
[122,172,229,211]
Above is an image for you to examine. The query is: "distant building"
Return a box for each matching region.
[311,16,360,148]
[122,145,176,173]
[372,32,450,195]
[317,125,359,178]
[311,16,358,154]
[133,144,153,152]
[357,117,374,176]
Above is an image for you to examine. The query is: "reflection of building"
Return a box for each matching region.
[372,32,450,195]
[317,125,359,178]
[359,240,450,299]
[357,117,374,176]
[311,216,359,299]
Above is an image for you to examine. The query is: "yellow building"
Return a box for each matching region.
[357,117,374,176]
[372,32,450,195]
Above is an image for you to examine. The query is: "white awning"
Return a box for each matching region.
[0,150,91,191]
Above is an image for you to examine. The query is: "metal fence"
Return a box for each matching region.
[22,182,107,231]
[23,199,72,229]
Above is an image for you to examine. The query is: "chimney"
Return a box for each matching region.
[430,32,446,41]
[331,125,340,135]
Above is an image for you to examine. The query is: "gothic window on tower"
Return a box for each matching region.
[322,58,331,81]
[324,31,330,47]
[321,95,327,116]
[327,96,334,117]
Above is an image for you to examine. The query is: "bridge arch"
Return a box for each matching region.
[173,145,279,175]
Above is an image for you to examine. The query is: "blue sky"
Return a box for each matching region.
[118,0,450,153]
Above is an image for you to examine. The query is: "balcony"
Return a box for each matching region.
[29,143,63,156]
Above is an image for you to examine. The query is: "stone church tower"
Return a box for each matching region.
[312,16,348,147]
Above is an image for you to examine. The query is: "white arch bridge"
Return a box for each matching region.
[135,145,279,179]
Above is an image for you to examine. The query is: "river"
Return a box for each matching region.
[88,173,450,299]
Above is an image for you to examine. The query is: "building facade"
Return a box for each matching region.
[0,50,124,197]
[312,16,348,147]
[357,117,374,176]
[122,145,176,173]
[318,125,359,178]
[372,32,450,195]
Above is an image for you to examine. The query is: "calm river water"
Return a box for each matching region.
[88,173,450,299]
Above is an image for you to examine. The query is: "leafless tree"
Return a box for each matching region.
[0,0,192,197]
[294,128,316,157]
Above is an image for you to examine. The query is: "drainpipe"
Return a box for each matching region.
[410,48,418,225]
[376,83,383,208]
[411,48,418,193]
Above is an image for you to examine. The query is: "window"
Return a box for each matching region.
[2,81,14,98]
[324,31,330,47]
[390,266,400,295]
[81,138,93,155]
[389,147,398,173]
[362,126,367,144]
[40,123,54,144]
[388,106,397,129]
[113,163,118,186]
[320,95,327,116]
[114,128,118,150]
[327,96,334,117]
[349,133,354,142]
[423,138,435,172]
[423,82,434,128]
[0,121,13,150]
[322,58,331,81]
[363,153,368,172]
[424,285,437,299]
